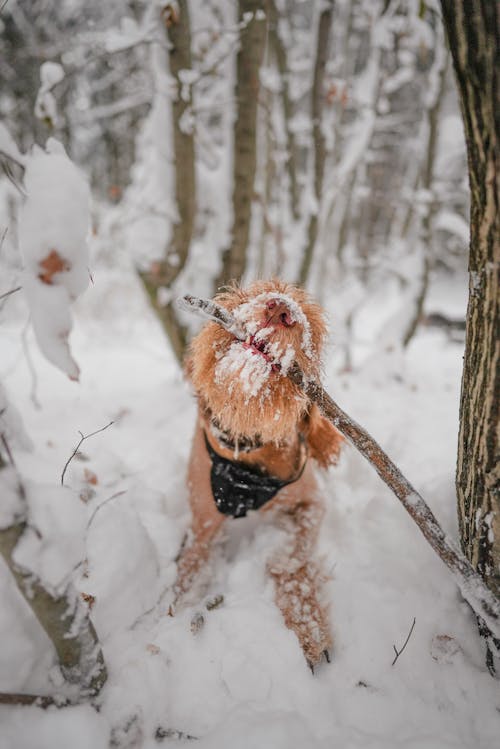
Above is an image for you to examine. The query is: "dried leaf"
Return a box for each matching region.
[81,592,95,610]
[84,468,98,485]
[161,4,179,28]
[38,249,70,285]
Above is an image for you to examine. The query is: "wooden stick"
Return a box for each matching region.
[178,294,500,638]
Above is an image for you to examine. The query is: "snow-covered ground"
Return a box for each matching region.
[0,251,499,748]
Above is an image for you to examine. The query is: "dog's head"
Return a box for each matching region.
[186,280,336,448]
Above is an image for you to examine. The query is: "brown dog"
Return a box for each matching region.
[174,280,343,667]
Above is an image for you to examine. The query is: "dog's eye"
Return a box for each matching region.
[280,312,294,327]
[266,300,277,310]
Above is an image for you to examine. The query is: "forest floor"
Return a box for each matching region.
[0,251,499,749]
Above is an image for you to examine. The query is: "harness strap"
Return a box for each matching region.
[204,432,307,518]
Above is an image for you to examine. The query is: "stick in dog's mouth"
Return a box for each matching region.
[177,294,246,340]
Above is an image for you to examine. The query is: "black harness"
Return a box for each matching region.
[204,432,306,518]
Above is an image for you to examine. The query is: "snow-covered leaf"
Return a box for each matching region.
[19,139,91,380]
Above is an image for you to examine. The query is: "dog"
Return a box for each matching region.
[173,280,343,667]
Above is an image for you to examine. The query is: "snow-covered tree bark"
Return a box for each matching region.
[216,1,266,288]
[140,1,195,363]
[0,496,107,696]
[440,1,500,604]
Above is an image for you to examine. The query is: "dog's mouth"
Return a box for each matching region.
[242,333,280,371]
[235,298,298,372]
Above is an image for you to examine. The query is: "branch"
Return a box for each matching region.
[0,468,107,695]
[0,286,21,303]
[0,692,72,708]
[178,294,500,639]
[392,617,416,666]
[61,421,114,486]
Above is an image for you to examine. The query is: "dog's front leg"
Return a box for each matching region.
[173,420,225,606]
[267,493,332,669]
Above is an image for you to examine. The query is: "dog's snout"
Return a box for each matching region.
[265,299,295,328]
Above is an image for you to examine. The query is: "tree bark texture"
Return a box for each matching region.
[217,1,266,288]
[299,0,334,287]
[440,1,500,600]
[140,0,195,364]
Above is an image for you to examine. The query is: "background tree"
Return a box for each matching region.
[440,2,500,611]
[216,1,266,288]
[140,0,196,363]
[1,0,470,367]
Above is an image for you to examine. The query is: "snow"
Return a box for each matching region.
[215,342,272,399]
[0,123,26,167]
[12,482,87,592]
[435,210,470,245]
[19,139,91,380]
[233,292,314,358]
[0,381,33,453]
[34,62,65,126]
[1,249,499,748]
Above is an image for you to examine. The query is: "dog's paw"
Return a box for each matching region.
[307,648,332,674]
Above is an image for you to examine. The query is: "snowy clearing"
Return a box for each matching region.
[0,259,498,749]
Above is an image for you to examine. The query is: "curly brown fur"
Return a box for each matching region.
[186,280,342,461]
[175,280,343,667]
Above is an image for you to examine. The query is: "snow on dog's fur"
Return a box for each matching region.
[174,280,343,666]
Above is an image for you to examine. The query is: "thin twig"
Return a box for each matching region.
[392,617,416,666]
[0,285,21,303]
[86,490,127,531]
[0,432,17,469]
[0,225,8,251]
[61,421,114,486]
[1,159,26,195]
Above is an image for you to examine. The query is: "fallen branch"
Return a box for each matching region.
[178,294,500,639]
[0,692,72,709]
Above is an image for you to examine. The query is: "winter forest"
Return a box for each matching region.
[0,0,499,747]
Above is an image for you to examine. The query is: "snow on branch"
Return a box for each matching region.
[0,460,107,696]
[19,139,91,380]
[34,62,65,127]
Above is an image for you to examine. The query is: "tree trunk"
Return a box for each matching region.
[440,1,500,602]
[298,0,334,287]
[403,46,449,347]
[0,465,107,696]
[140,0,195,364]
[268,0,300,222]
[216,1,266,289]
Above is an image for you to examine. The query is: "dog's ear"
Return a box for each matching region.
[304,403,343,468]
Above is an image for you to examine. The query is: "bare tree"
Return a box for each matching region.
[268,0,300,222]
[298,0,334,286]
[216,1,266,288]
[140,1,196,363]
[440,2,500,614]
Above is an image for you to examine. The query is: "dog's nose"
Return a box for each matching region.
[265,299,295,327]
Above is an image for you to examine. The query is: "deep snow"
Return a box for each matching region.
[0,253,499,748]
